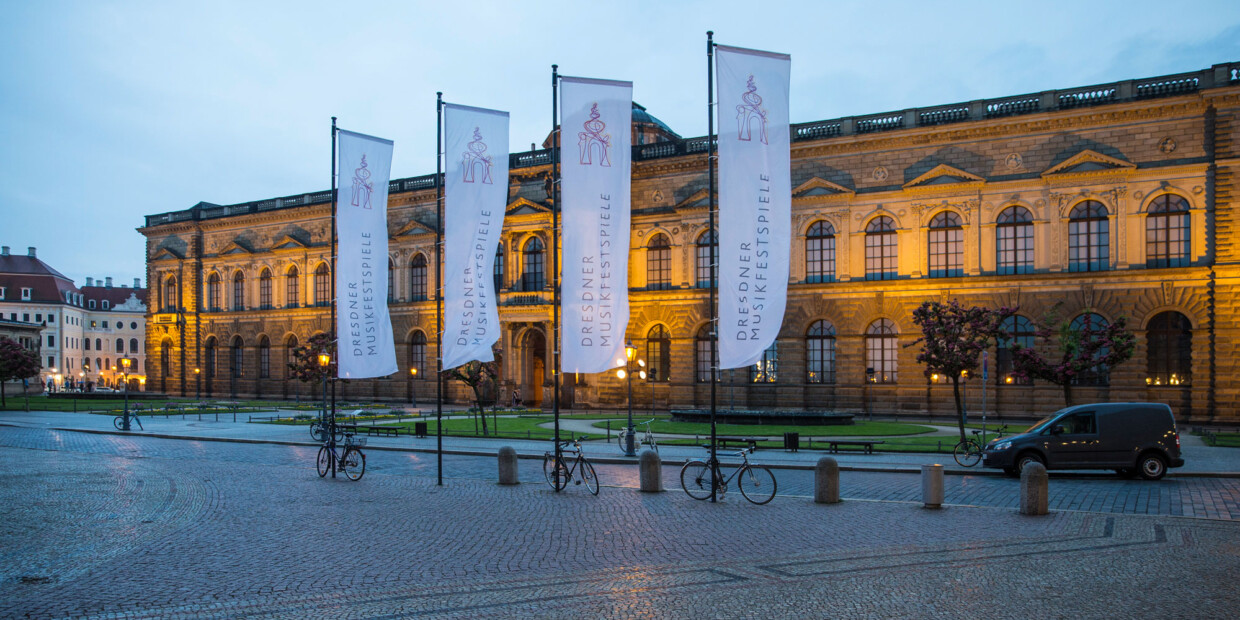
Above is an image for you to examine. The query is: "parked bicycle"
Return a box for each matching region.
[113,413,143,431]
[544,435,599,495]
[953,424,1009,467]
[616,418,659,455]
[316,432,366,481]
[680,445,776,505]
[310,419,343,443]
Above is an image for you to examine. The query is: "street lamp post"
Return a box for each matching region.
[864,367,875,422]
[120,358,132,431]
[194,368,201,401]
[616,341,646,457]
[318,353,333,477]
[410,367,418,407]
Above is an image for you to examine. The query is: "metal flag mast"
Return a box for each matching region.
[436,92,445,487]
[330,116,339,479]
[707,31,719,502]
[551,64,563,486]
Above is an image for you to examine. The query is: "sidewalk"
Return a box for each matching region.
[2,408,1237,477]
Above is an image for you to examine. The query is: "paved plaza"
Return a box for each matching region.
[2,414,1239,618]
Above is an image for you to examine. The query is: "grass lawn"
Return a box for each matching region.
[1202,432,1240,448]
[383,415,561,439]
[588,418,935,437]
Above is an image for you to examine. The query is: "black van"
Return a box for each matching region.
[981,403,1185,480]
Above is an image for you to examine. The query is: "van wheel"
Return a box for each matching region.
[1015,452,1044,474]
[1137,453,1167,481]
[1115,468,1137,479]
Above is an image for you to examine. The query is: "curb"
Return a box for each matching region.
[44,426,1240,479]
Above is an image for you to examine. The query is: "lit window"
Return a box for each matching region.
[695,229,717,288]
[521,237,546,291]
[805,221,836,283]
[927,211,963,278]
[1146,195,1190,268]
[410,254,428,301]
[1068,201,1109,272]
[1147,311,1191,386]
[865,217,897,280]
[646,234,672,290]
[806,320,836,384]
[996,207,1034,275]
[646,325,671,382]
[749,342,778,383]
[866,319,898,383]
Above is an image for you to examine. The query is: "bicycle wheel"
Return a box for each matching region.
[113,416,124,430]
[310,422,325,442]
[543,453,569,491]
[648,434,658,454]
[342,448,366,481]
[738,465,777,505]
[953,440,981,467]
[680,460,714,500]
[316,446,330,477]
[579,459,599,495]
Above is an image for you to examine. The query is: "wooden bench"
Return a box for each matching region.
[818,439,885,454]
[337,424,401,438]
[716,436,760,451]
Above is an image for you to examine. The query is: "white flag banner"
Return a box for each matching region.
[560,77,632,373]
[716,45,791,369]
[443,103,509,370]
[335,129,399,379]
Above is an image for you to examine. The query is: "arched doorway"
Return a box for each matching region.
[521,329,546,407]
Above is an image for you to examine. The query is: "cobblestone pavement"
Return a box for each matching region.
[3,427,1239,619]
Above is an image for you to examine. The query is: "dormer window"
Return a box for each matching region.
[102,300,110,310]
[0,287,6,299]
[21,287,32,300]
[89,299,96,309]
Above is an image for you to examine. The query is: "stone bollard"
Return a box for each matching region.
[639,449,663,492]
[1019,461,1049,515]
[922,464,944,509]
[814,456,841,504]
[498,446,519,485]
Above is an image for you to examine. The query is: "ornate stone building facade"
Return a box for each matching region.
[141,63,1240,422]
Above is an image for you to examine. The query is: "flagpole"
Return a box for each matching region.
[706,31,718,503]
[551,64,563,486]
[435,91,445,487]
[330,116,339,479]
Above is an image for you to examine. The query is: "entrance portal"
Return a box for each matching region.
[522,329,546,407]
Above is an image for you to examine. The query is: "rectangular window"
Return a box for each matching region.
[23,313,30,322]
[48,335,55,347]
[102,321,108,328]
[35,314,42,322]
[21,287,32,300]
[865,232,897,280]
[48,315,54,323]
[48,356,55,368]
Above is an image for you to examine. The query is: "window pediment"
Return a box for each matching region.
[218,240,253,255]
[675,189,716,211]
[792,177,855,204]
[271,235,309,251]
[392,219,437,237]
[151,247,184,261]
[1041,150,1136,183]
[505,198,551,216]
[902,164,986,194]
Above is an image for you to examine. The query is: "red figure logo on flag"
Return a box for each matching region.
[351,154,374,209]
[736,75,769,144]
[577,103,612,167]
[462,127,494,184]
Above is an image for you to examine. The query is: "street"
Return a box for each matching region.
[2,425,1239,618]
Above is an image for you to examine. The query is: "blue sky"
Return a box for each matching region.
[2,0,1238,288]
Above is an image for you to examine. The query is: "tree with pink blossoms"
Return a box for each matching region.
[0,336,41,408]
[1009,307,1136,407]
[910,301,1016,442]
[287,332,337,384]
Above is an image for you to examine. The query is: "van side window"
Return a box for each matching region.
[1058,412,1096,434]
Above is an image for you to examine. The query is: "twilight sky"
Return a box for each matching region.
[2,0,1238,289]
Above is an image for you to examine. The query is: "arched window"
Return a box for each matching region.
[409,331,427,375]
[695,324,718,383]
[806,221,836,283]
[494,243,505,291]
[865,217,897,280]
[207,273,221,311]
[646,325,671,382]
[646,234,672,290]
[521,237,545,291]
[258,336,270,379]
[232,271,245,311]
[866,319,898,383]
[163,276,178,312]
[806,320,836,384]
[313,264,330,307]
[286,266,300,308]
[996,206,1034,275]
[115,338,124,353]
[1070,313,1110,386]
[160,340,172,378]
[231,337,244,378]
[410,254,428,301]
[1146,195,1190,268]
[205,337,216,379]
[84,338,91,351]
[1147,311,1192,386]
[695,229,717,288]
[95,338,101,351]
[997,315,1035,385]
[285,335,299,378]
[387,258,395,302]
[927,211,964,278]
[749,341,778,383]
[1069,201,1109,272]
[130,338,139,354]
[259,268,272,309]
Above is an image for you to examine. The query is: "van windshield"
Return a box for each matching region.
[1024,408,1071,434]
